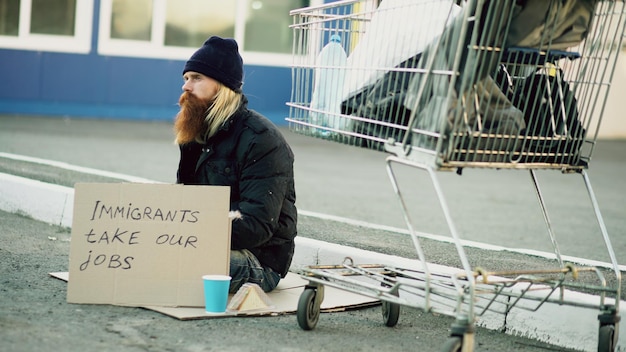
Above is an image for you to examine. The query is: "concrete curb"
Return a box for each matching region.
[1,172,623,351]
[0,173,73,227]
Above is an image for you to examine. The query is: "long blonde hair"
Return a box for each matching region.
[204,83,242,140]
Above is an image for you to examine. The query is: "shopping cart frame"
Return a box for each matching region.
[288,1,625,351]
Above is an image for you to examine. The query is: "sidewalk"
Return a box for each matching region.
[1,168,623,352]
[1,114,625,351]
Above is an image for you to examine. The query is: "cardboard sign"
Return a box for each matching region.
[67,183,231,307]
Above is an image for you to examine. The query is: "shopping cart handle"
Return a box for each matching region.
[501,47,581,65]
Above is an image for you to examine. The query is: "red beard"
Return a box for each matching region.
[174,92,210,145]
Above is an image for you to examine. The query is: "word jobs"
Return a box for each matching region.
[79,227,199,271]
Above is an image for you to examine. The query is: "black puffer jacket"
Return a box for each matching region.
[176,99,297,277]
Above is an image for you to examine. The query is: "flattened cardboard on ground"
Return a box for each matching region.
[51,272,380,320]
[66,183,231,307]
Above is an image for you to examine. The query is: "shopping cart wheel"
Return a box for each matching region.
[598,325,616,352]
[381,299,400,327]
[598,305,619,352]
[381,279,400,327]
[297,287,320,330]
[381,285,400,327]
[441,336,462,352]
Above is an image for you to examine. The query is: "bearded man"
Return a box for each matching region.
[174,36,297,293]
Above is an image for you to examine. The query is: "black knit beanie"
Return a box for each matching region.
[183,36,244,92]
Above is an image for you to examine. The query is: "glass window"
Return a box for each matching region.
[0,0,20,36]
[0,0,92,53]
[98,0,321,65]
[244,0,307,54]
[165,0,236,48]
[30,0,76,35]
[110,0,151,41]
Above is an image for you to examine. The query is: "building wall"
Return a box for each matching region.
[0,48,291,122]
[0,0,624,137]
[0,0,302,125]
[600,55,626,139]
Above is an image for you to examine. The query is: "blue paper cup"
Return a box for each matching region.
[202,275,231,313]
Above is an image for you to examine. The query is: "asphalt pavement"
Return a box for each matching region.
[1,114,625,351]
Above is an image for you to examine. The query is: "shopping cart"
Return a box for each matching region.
[287,0,625,351]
